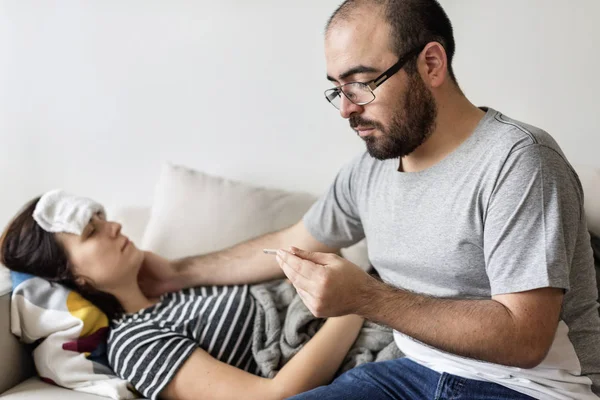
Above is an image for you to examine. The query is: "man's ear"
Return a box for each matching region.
[421,41,448,89]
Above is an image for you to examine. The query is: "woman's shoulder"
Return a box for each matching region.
[108,293,172,334]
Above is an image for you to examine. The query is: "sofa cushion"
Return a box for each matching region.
[1,377,116,399]
[141,162,318,258]
[576,165,600,236]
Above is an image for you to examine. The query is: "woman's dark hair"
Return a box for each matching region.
[0,197,124,319]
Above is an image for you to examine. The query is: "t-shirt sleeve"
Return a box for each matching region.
[483,144,583,296]
[108,325,197,400]
[302,154,366,248]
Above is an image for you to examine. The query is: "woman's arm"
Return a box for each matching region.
[271,314,364,397]
[161,314,364,400]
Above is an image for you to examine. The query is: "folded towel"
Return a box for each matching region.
[33,189,105,235]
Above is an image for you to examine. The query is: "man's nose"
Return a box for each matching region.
[339,95,364,119]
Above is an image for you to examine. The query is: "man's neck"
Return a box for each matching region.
[399,96,486,173]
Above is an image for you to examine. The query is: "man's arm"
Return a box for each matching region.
[276,249,563,369]
[138,221,340,296]
[358,277,563,369]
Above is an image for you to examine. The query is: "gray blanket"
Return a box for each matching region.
[250,279,403,378]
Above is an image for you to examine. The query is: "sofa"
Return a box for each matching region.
[0,162,599,399]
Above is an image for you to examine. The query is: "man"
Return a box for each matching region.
[140,0,600,398]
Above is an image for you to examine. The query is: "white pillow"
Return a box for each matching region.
[141,163,318,259]
[10,273,139,399]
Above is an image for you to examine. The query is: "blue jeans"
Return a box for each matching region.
[288,358,536,400]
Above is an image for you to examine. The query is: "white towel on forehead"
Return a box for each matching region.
[32,189,105,235]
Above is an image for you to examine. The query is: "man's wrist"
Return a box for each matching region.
[354,273,389,318]
[170,258,191,288]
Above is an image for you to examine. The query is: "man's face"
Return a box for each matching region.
[325,14,437,160]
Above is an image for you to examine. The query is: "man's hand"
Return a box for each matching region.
[137,251,179,298]
[275,246,373,317]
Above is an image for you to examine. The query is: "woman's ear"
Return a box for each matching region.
[75,277,87,287]
[66,260,89,288]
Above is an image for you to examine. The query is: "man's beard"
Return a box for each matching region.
[350,73,438,160]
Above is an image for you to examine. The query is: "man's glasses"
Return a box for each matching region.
[324,44,427,110]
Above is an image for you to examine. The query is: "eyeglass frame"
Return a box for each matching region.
[324,43,428,109]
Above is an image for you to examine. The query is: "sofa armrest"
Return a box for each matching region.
[0,291,35,394]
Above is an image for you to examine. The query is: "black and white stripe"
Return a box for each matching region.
[107,285,258,400]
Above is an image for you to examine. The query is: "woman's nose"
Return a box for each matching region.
[110,222,122,237]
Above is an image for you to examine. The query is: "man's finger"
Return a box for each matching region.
[296,287,317,313]
[289,247,331,265]
[277,255,310,291]
[277,250,317,280]
[276,254,319,295]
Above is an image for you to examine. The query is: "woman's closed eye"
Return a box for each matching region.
[84,212,105,238]
[82,223,96,239]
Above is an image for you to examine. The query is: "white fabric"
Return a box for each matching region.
[395,321,598,400]
[1,377,112,399]
[0,265,11,296]
[10,276,139,399]
[141,162,318,258]
[32,189,105,235]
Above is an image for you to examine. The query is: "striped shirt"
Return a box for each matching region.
[107,285,258,400]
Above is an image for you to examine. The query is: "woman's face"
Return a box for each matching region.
[57,214,144,292]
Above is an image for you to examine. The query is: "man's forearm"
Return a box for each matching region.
[356,277,552,368]
[172,230,288,288]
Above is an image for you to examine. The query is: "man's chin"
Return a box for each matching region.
[364,139,411,160]
[365,144,394,160]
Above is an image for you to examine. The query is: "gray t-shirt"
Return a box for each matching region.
[303,108,600,399]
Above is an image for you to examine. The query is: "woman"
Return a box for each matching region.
[1,196,364,400]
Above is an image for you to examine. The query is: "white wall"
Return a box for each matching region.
[1,0,598,230]
[443,0,600,167]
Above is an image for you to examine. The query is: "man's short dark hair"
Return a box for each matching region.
[327,0,458,83]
